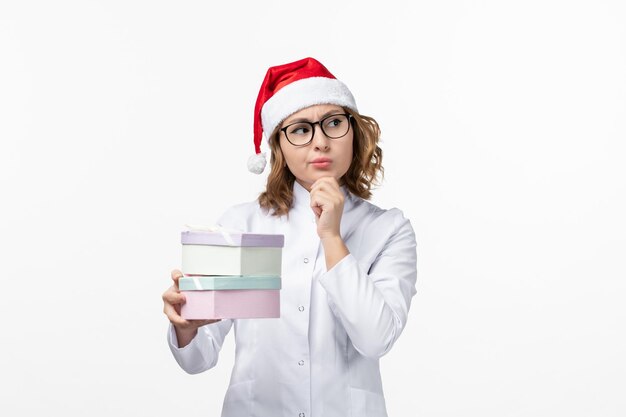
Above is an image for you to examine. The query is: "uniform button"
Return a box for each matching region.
[303,258,309,264]
[298,360,304,366]
[298,306,305,312]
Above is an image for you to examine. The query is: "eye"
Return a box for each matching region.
[288,124,310,135]
[325,117,343,128]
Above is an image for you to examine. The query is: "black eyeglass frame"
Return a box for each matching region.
[279,113,354,147]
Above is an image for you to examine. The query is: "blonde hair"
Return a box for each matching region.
[257,107,384,218]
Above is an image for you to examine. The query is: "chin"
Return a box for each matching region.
[313,172,337,180]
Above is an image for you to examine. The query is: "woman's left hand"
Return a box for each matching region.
[310,177,344,240]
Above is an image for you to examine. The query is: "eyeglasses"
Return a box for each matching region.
[280,113,353,147]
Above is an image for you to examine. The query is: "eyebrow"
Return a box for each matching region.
[284,110,343,125]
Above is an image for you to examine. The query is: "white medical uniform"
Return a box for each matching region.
[168,180,418,417]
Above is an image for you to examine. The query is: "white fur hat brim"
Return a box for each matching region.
[261,76,358,140]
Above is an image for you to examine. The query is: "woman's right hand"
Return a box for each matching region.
[162,269,221,346]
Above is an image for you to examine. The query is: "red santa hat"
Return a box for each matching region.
[247,57,359,174]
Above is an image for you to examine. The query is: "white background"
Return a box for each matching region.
[1,1,625,416]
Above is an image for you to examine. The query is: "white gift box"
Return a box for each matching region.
[181,230,284,276]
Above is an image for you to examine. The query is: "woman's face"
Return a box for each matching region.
[278,104,354,191]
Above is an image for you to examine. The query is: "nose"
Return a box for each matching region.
[312,123,330,150]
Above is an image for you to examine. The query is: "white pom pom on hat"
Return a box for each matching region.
[247,152,267,174]
[248,57,358,174]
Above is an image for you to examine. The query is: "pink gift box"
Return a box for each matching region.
[180,289,280,319]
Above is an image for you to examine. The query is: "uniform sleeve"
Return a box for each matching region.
[167,319,233,374]
[317,209,418,359]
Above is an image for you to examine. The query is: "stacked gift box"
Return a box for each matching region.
[179,229,284,320]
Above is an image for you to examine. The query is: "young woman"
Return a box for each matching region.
[162,57,418,417]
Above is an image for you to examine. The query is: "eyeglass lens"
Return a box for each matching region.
[285,114,350,146]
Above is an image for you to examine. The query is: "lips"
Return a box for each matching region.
[311,158,332,164]
[310,158,332,169]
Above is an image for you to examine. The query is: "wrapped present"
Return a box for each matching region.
[181,230,284,276]
[180,289,280,319]
[178,225,284,319]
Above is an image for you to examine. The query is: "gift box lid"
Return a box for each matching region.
[179,275,282,290]
[181,230,284,247]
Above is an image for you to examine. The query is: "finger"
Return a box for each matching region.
[310,194,326,216]
[163,302,189,328]
[312,205,322,217]
[171,269,184,287]
[164,302,221,329]
[311,177,341,191]
[310,188,334,201]
[311,182,341,202]
[312,176,340,192]
[162,289,186,305]
[310,190,339,212]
